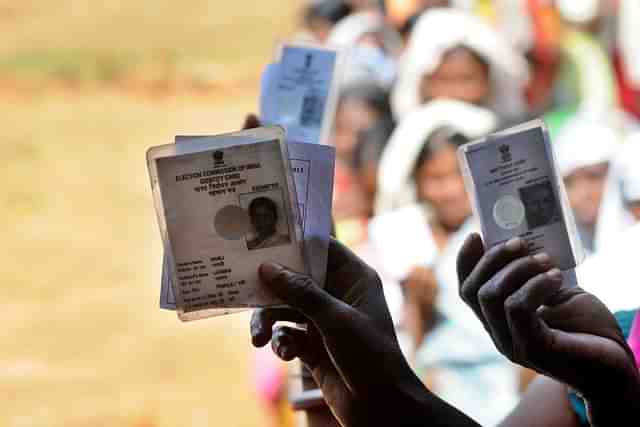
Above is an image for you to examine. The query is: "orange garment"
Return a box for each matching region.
[386,0,425,28]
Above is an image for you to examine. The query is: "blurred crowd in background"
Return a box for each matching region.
[253,1,640,426]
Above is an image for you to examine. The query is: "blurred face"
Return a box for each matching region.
[332,99,380,160]
[628,201,640,222]
[307,18,333,43]
[358,32,384,50]
[565,163,609,227]
[251,204,277,237]
[415,144,470,230]
[419,47,490,106]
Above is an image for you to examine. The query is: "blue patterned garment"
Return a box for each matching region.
[568,309,638,425]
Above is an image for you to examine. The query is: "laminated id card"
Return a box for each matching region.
[458,120,584,271]
[159,140,336,316]
[147,126,308,321]
[261,42,342,145]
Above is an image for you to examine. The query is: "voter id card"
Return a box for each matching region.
[147,126,307,321]
[459,120,584,272]
[261,43,341,146]
[159,141,336,316]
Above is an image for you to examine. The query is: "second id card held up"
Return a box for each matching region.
[147,127,307,321]
[261,43,341,146]
[459,120,584,271]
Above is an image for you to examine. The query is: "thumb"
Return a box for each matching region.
[259,263,337,323]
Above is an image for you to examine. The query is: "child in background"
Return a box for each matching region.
[331,83,392,161]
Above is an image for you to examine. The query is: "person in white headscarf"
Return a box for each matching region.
[369,100,519,427]
[391,8,529,123]
[375,98,497,212]
[327,11,401,88]
[615,137,640,221]
[593,134,640,251]
[554,115,621,253]
[577,137,640,314]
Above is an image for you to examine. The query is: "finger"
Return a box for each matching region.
[325,238,381,301]
[242,114,261,130]
[477,253,555,355]
[459,237,529,322]
[250,307,307,347]
[259,263,340,324]
[326,238,371,281]
[456,233,485,285]
[504,269,564,363]
[325,238,395,333]
[271,325,309,362]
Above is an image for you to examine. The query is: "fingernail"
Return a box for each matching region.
[533,252,551,268]
[259,263,283,281]
[505,237,523,252]
[547,268,563,282]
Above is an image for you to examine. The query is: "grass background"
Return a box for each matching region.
[1,1,302,426]
[0,0,300,87]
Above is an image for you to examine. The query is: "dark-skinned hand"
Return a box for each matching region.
[251,239,410,425]
[251,239,478,427]
[457,233,640,424]
[247,113,478,426]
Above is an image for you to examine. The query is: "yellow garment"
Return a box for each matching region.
[560,30,619,113]
[474,0,496,24]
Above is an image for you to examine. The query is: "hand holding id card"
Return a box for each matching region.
[458,120,584,275]
[147,126,308,321]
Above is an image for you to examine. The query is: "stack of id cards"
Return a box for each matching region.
[260,42,342,146]
[458,120,585,280]
[147,126,335,321]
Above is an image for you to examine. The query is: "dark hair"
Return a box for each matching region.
[339,82,393,120]
[393,1,451,36]
[304,0,353,26]
[352,118,395,171]
[411,126,470,179]
[249,197,278,220]
[399,12,420,37]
